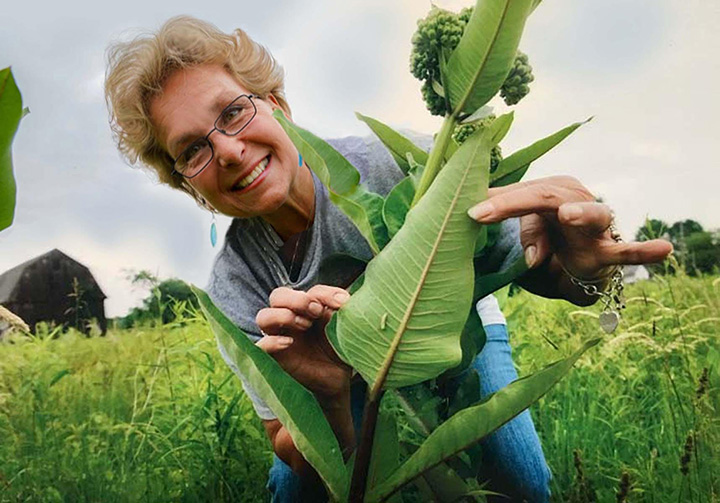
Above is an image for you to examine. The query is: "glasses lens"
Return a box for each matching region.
[216,95,256,134]
[176,139,212,177]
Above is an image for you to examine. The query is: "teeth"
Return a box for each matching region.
[237,156,269,188]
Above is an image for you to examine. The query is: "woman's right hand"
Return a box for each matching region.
[255,285,352,399]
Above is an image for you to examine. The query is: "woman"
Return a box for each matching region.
[105,16,672,501]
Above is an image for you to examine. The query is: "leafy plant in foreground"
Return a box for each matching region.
[0,67,25,232]
[194,0,598,500]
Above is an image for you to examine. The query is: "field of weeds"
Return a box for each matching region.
[1,273,718,502]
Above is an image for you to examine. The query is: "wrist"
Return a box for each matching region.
[316,389,355,456]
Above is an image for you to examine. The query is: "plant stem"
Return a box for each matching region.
[348,390,384,503]
[411,113,458,207]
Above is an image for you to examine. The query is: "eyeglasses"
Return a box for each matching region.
[172,94,260,178]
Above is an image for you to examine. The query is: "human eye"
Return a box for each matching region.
[219,105,244,126]
[179,140,209,167]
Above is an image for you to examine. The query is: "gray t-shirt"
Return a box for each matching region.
[206,135,522,420]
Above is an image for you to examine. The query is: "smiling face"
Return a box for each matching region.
[149,64,311,223]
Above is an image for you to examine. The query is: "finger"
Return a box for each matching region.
[307,284,351,310]
[268,286,324,319]
[256,307,313,336]
[519,214,553,269]
[485,175,588,198]
[557,202,613,236]
[256,335,294,354]
[468,179,593,223]
[596,239,674,267]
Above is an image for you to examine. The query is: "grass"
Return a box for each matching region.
[507,273,720,502]
[0,273,718,502]
[0,315,271,502]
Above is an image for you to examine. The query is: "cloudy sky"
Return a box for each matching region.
[1,0,718,317]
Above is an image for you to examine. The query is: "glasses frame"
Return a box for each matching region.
[172,94,260,179]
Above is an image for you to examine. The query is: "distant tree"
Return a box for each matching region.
[635,218,719,276]
[667,219,703,244]
[635,218,669,242]
[684,231,720,276]
[118,271,198,328]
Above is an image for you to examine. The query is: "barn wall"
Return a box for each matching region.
[6,251,107,335]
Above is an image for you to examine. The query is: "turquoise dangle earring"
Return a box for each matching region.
[298,152,303,167]
[210,212,217,247]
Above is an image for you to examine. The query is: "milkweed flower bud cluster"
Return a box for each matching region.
[452,118,503,172]
[410,7,534,116]
[500,51,534,105]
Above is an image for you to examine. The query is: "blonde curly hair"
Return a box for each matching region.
[105,16,290,205]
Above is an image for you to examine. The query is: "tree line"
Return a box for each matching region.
[636,218,720,275]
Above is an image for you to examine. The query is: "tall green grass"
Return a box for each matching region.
[1,273,718,501]
[0,315,271,502]
[507,273,720,502]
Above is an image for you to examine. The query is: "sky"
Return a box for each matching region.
[1,0,718,318]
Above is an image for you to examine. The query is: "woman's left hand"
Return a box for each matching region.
[467,176,673,305]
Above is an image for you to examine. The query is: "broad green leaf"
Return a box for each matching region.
[488,112,514,145]
[474,254,528,301]
[274,110,388,253]
[446,368,482,419]
[192,287,348,500]
[392,386,478,502]
[330,128,491,391]
[0,68,24,232]
[369,337,602,501]
[491,118,591,187]
[416,463,477,502]
[473,226,488,257]
[444,0,534,116]
[441,308,486,379]
[367,408,402,502]
[356,112,429,175]
[382,177,415,239]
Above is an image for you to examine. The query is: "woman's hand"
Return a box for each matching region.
[255,285,352,399]
[257,285,356,473]
[468,176,673,305]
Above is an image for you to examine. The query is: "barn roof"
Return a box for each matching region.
[0,249,106,303]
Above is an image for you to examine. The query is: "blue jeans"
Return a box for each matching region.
[474,323,551,502]
[267,323,551,502]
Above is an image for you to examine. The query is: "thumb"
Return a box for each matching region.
[519,214,552,269]
[256,335,294,354]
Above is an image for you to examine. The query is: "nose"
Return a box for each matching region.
[212,131,245,169]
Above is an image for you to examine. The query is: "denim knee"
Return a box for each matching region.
[473,323,552,502]
[267,455,301,503]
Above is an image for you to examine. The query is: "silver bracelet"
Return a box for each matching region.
[563,218,626,334]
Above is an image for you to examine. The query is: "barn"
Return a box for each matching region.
[0,249,107,335]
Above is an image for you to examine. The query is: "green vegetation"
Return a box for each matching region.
[0,315,271,502]
[637,218,720,276]
[117,271,200,329]
[509,273,720,501]
[0,67,25,232]
[409,7,534,116]
[228,0,597,497]
[1,274,717,501]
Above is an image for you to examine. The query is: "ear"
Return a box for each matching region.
[266,93,293,121]
[266,93,281,109]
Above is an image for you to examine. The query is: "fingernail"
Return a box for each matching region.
[278,336,294,345]
[309,302,323,317]
[295,316,312,329]
[525,245,537,268]
[563,204,583,222]
[467,202,494,221]
[333,291,350,305]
